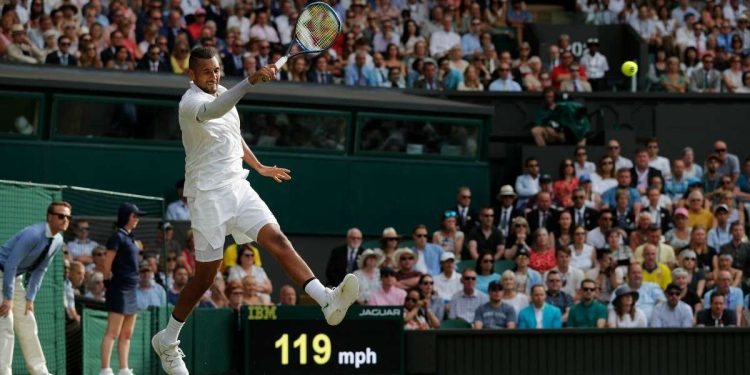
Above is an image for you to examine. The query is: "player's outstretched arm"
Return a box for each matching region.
[241,138,291,183]
[197,66,277,122]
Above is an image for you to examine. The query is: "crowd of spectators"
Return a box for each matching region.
[62,216,299,322]
[323,137,750,329]
[3,0,750,93]
[579,0,750,93]
[61,135,750,328]
[0,0,553,92]
[60,134,750,329]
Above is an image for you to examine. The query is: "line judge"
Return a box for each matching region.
[0,201,72,375]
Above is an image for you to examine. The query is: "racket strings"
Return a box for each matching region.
[295,4,340,51]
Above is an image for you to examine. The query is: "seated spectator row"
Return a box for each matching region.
[5,0,748,92]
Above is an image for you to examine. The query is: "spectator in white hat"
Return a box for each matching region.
[6,24,46,64]
[353,249,384,304]
[433,252,461,302]
[494,185,522,238]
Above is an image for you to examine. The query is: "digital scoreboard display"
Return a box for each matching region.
[242,305,403,375]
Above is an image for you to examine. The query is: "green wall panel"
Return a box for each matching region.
[0,141,489,236]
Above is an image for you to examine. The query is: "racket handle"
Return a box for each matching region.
[274,56,289,70]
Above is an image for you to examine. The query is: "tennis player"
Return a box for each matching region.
[152,47,359,375]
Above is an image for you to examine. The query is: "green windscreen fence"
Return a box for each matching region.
[0,180,165,375]
[81,308,168,375]
[0,180,67,375]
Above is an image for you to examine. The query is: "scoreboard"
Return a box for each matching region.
[242,305,403,375]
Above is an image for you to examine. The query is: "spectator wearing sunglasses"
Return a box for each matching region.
[451,186,479,233]
[0,201,71,375]
[136,43,170,72]
[368,267,407,306]
[473,280,517,329]
[403,288,440,330]
[568,279,608,328]
[466,207,504,261]
[67,219,99,266]
[411,225,444,275]
[433,211,465,259]
[136,260,167,310]
[394,248,424,290]
[449,269,489,323]
[713,140,740,183]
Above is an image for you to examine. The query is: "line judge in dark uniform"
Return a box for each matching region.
[0,201,71,375]
[325,228,365,287]
[100,203,146,375]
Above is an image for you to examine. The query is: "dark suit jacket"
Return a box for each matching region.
[166,27,192,50]
[204,5,228,38]
[100,47,132,65]
[527,208,560,234]
[414,78,444,90]
[696,308,737,326]
[325,244,365,287]
[452,204,479,233]
[222,53,244,76]
[566,206,599,231]
[629,167,663,189]
[493,204,524,234]
[45,51,77,66]
[643,206,672,233]
[610,208,635,233]
[136,58,170,72]
[307,69,335,84]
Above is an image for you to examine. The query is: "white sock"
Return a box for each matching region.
[304,278,329,306]
[161,315,185,345]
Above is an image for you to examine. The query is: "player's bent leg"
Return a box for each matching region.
[256,223,314,284]
[256,223,359,326]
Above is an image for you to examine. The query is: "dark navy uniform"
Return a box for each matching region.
[105,229,140,314]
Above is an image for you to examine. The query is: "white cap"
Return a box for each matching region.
[440,252,455,262]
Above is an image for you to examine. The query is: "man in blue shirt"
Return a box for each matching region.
[136,260,167,310]
[0,201,72,375]
[460,19,482,56]
[601,168,642,210]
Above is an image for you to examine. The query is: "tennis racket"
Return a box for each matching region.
[273,1,342,70]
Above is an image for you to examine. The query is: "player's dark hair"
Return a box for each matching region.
[188,46,218,70]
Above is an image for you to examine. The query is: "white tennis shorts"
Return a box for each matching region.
[188,179,278,262]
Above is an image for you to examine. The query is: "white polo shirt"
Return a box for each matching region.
[179,82,249,197]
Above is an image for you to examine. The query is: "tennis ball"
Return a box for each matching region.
[621,61,638,77]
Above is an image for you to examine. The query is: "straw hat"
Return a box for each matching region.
[357,249,384,269]
[393,247,418,264]
[496,185,517,199]
[381,227,402,240]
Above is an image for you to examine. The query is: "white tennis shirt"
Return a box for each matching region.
[179,82,249,198]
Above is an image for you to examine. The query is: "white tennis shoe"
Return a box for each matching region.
[152,330,189,375]
[322,273,359,326]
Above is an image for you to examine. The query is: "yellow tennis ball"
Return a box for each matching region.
[621,61,638,77]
